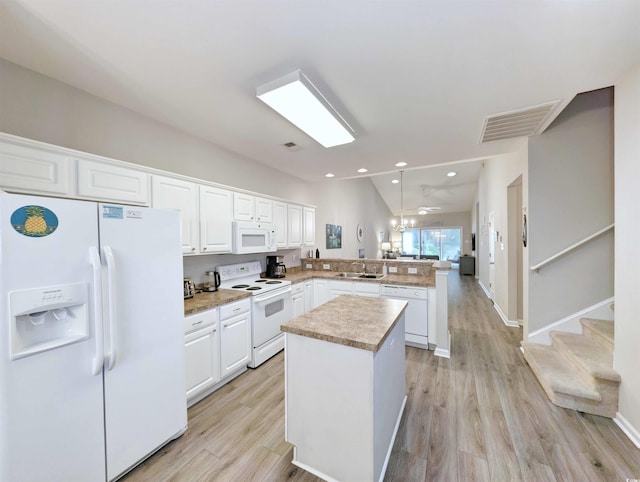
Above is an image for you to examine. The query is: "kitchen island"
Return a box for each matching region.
[281,295,408,482]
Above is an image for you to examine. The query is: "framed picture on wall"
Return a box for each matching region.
[326,224,342,249]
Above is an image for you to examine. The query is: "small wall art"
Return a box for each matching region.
[325,224,342,249]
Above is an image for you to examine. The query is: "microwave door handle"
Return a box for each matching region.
[89,246,104,376]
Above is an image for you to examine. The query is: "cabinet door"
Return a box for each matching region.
[200,185,233,253]
[220,313,251,377]
[303,206,315,246]
[304,281,314,312]
[273,201,288,248]
[255,196,273,222]
[292,293,305,318]
[233,192,255,221]
[77,159,149,205]
[353,282,380,298]
[288,204,303,247]
[0,139,71,195]
[330,280,352,299]
[151,175,198,255]
[313,279,329,308]
[184,325,220,401]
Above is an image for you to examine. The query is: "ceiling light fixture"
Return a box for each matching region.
[391,171,414,232]
[395,162,407,167]
[391,179,399,184]
[325,173,335,178]
[256,70,355,148]
[447,171,457,177]
[357,168,368,173]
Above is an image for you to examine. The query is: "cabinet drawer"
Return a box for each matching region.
[220,298,251,320]
[291,283,304,295]
[184,308,218,334]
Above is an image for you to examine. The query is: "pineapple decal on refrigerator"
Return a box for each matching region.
[10,205,59,237]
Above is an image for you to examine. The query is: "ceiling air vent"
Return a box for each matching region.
[283,141,301,152]
[480,100,562,143]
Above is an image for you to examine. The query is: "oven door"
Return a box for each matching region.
[252,286,292,347]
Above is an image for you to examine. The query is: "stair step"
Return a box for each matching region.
[580,317,614,348]
[551,331,620,382]
[522,342,601,401]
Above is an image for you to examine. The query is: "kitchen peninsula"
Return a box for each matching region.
[281,295,408,482]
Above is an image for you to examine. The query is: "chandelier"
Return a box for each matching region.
[391,171,414,232]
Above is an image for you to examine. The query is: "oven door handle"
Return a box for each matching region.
[253,288,291,304]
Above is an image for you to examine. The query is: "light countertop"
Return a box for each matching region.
[280,294,408,352]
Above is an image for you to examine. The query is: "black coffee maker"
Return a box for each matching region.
[266,255,286,278]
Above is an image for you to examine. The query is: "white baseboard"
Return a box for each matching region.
[493,302,520,328]
[434,331,451,358]
[527,297,615,345]
[477,280,492,299]
[614,412,640,448]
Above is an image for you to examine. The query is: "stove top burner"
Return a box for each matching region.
[231,284,250,289]
[246,286,262,291]
[266,280,282,284]
[254,279,267,283]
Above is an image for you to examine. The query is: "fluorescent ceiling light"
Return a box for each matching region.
[257,70,355,148]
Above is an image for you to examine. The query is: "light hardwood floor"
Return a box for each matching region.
[123,274,640,481]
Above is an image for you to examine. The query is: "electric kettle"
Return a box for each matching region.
[203,271,221,292]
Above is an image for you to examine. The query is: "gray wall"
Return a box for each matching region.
[0,58,393,273]
[527,88,614,334]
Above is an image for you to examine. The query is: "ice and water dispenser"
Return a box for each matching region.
[9,283,89,360]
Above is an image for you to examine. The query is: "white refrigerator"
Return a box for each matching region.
[0,191,187,481]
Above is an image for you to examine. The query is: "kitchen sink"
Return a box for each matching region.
[335,272,362,278]
[358,274,386,279]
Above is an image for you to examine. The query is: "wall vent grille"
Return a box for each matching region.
[480,100,562,143]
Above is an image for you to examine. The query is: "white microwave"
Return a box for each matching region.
[232,221,277,254]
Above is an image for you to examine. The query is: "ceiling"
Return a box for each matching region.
[1,0,638,216]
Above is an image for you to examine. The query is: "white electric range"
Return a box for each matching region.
[217,261,292,368]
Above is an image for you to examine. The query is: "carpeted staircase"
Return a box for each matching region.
[522,318,620,418]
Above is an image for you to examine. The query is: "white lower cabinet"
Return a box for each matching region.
[184,298,251,405]
[304,280,314,313]
[184,309,220,403]
[329,280,380,299]
[219,299,251,378]
[292,283,305,317]
[313,279,329,309]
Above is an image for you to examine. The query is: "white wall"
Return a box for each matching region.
[309,178,393,260]
[527,88,614,335]
[0,58,310,203]
[475,143,529,327]
[614,64,640,442]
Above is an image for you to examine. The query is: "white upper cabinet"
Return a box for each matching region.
[303,206,316,246]
[273,201,288,248]
[287,204,303,247]
[233,193,273,223]
[77,159,149,205]
[0,139,71,195]
[200,185,233,253]
[151,175,199,254]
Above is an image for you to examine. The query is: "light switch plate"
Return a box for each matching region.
[323,264,330,269]
[408,267,418,274]
[389,266,398,273]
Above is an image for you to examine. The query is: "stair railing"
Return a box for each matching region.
[530,223,614,272]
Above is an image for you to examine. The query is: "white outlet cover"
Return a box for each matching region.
[408,267,418,274]
[306,264,313,269]
[323,264,330,269]
[389,266,398,273]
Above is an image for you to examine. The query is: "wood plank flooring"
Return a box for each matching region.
[123,274,640,481]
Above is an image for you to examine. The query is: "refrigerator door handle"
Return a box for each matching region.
[89,246,104,376]
[103,246,118,370]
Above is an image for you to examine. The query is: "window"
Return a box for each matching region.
[401,227,461,261]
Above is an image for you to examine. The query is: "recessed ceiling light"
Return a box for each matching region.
[447,171,457,177]
[357,168,368,173]
[395,162,407,167]
[418,210,427,215]
[391,179,399,184]
[325,173,335,178]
